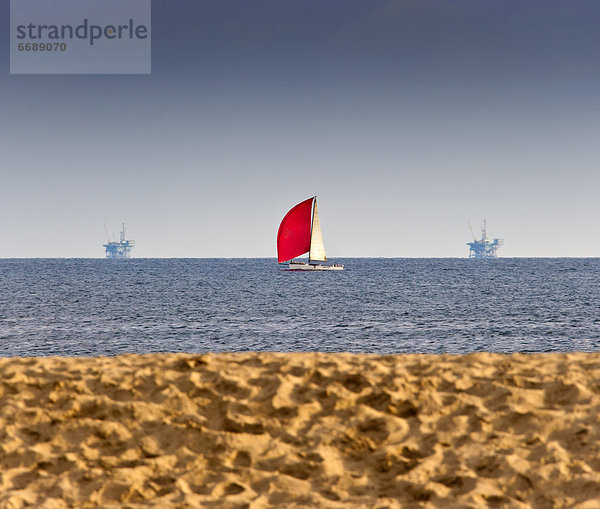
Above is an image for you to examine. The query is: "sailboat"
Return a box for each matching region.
[277,197,344,271]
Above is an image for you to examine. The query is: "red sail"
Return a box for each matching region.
[277,197,314,263]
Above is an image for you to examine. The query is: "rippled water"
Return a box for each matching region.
[1,258,599,357]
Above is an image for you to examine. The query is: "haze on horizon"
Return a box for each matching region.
[1,0,600,258]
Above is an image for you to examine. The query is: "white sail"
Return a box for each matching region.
[309,199,327,262]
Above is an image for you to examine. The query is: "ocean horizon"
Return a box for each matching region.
[1,257,599,358]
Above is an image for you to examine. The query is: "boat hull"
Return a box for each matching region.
[284,262,344,271]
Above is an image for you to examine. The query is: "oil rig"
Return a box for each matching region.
[103,223,135,259]
[467,220,503,258]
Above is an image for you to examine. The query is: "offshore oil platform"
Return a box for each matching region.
[103,223,135,259]
[467,220,503,258]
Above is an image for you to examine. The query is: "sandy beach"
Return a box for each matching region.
[0,352,599,508]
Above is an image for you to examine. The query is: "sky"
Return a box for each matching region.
[1,0,600,258]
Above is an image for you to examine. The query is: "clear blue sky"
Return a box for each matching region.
[2,0,600,257]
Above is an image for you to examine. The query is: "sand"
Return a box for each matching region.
[1,352,600,508]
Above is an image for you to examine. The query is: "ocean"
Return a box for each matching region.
[1,258,599,357]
